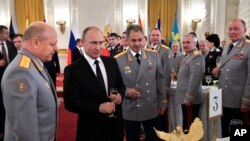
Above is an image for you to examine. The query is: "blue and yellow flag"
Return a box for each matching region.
[169,15,180,47]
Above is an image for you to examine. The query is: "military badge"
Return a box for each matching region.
[233,54,245,60]
[16,80,27,93]
[124,66,131,74]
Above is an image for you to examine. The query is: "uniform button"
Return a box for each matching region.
[221,68,223,71]
[225,77,228,80]
[226,69,229,72]
[147,97,151,100]
[147,90,150,93]
[146,83,149,86]
[136,84,139,87]
[225,85,228,88]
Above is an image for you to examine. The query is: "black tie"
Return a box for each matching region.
[174,53,177,58]
[135,53,140,65]
[227,44,234,55]
[94,60,106,93]
[1,42,8,62]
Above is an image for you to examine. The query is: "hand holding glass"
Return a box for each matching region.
[109,88,117,117]
[134,86,142,107]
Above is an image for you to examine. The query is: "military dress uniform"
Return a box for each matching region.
[175,49,205,130]
[1,48,57,141]
[115,48,167,140]
[205,47,221,77]
[219,37,250,137]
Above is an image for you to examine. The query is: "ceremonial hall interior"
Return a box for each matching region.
[0,0,250,141]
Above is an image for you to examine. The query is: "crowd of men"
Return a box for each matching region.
[0,18,249,141]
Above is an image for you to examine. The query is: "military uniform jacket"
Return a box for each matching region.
[115,49,167,121]
[1,48,57,141]
[219,37,250,108]
[205,47,222,76]
[175,50,205,105]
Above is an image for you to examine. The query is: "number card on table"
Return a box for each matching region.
[208,87,222,119]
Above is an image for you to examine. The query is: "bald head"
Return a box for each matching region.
[23,21,58,62]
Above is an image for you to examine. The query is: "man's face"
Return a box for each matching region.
[83,29,104,59]
[182,35,196,53]
[121,33,128,46]
[108,36,118,46]
[0,28,9,41]
[77,40,83,47]
[199,41,208,53]
[228,20,246,42]
[221,41,226,47]
[13,36,23,50]
[127,30,144,53]
[172,43,179,53]
[150,29,161,45]
[36,29,58,62]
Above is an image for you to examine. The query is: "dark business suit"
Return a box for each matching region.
[0,40,17,139]
[71,47,83,63]
[109,44,123,57]
[44,51,60,85]
[63,56,125,141]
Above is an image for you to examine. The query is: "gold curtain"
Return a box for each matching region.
[15,0,45,34]
[148,0,178,45]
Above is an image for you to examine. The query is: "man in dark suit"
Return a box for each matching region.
[0,25,17,140]
[71,38,84,63]
[63,26,125,141]
[44,51,60,85]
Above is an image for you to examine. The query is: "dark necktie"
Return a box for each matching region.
[135,53,140,65]
[79,48,83,55]
[1,42,8,62]
[94,60,106,94]
[227,44,234,55]
[174,53,177,58]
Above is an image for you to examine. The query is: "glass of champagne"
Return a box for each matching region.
[170,68,177,88]
[134,86,142,107]
[109,88,117,118]
[205,75,212,86]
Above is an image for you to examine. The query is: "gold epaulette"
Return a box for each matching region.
[161,44,170,49]
[144,48,157,53]
[114,51,127,58]
[245,39,250,43]
[19,55,31,69]
[193,50,201,56]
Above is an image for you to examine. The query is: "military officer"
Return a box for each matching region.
[212,19,250,137]
[115,25,167,141]
[205,34,222,80]
[1,22,58,141]
[175,34,205,131]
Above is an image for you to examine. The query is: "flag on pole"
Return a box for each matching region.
[9,0,18,34]
[138,14,142,27]
[68,12,80,64]
[156,16,161,31]
[169,15,180,47]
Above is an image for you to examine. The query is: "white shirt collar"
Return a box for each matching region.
[83,52,103,66]
[129,49,142,57]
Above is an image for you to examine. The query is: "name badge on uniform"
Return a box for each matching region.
[233,54,245,60]
[124,66,131,74]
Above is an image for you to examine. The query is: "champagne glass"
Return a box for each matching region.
[109,88,117,118]
[205,75,212,86]
[134,86,142,107]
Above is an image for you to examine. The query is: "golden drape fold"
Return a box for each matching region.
[148,0,178,45]
[15,0,45,34]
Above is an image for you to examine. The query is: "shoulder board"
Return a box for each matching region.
[114,51,127,58]
[245,39,250,44]
[19,55,31,69]
[144,48,157,53]
[193,50,201,56]
[161,44,169,49]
